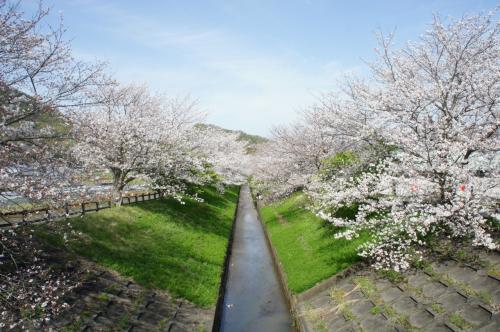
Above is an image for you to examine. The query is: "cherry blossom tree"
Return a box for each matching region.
[249,140,309,201]
[310,10,499,271]
[71,84,203,205]
[193,125,249,184]
[0,0,108,207]
[0,2,113,327]
[250,95,381,201]
[249,107,340,200]
[144,125,250,202]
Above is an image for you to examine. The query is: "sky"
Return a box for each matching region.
[22,0,498,136]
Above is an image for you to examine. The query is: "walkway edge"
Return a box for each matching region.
[252,193,303,332]
[212,186,242,332]
[295,264,363,302]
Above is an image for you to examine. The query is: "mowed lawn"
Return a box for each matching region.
[35,185,239,308]
[260,192,369,294]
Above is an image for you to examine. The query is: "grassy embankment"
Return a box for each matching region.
[35,185,239,308]
[260,192,369,294]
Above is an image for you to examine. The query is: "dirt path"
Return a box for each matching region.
[219,185,293,332]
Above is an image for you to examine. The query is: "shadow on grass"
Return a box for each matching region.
[303,214,367,272]
[133,196,232,238]
[36,185,240,307]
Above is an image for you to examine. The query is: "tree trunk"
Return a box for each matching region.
[437,175,447,204]
[113,186,123,207]
[111,168,126,207]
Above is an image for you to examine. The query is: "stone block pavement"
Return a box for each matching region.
[44,266,213,332]
[297,251,500,332]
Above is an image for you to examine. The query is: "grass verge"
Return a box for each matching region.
[34,185,239,308]
[259,192,369,293]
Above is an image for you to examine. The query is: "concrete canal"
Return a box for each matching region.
[218,185,292,332]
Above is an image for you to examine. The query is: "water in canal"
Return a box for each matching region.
[219,185,293,332]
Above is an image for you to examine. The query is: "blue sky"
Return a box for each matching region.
[23,0,498,136]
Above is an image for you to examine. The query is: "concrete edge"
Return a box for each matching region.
[251,190,367,332]
[295,263,363,302]
[211,185,242,332]
[251,190,304,332]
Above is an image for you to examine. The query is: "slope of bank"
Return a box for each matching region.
[35,185,240,308]
[259,192,369,294]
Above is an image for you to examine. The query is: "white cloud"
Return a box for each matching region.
[65,0,362,136]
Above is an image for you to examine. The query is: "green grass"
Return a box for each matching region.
[378,269,407,284]
[431,303,445,314]
[259,192,370,293]
[354,276,376,297]
[35,185,239,308]
[450,312,472,330]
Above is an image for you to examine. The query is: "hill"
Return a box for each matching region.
[198,123,268,145]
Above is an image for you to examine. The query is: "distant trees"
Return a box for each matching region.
[250,141,302,200]
[250,109,335,199]
[193,125,249,184]
[251,95,379,200]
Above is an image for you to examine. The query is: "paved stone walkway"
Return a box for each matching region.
[219,185,292,332]
[47,264,213,332]
[298,252,500,331]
